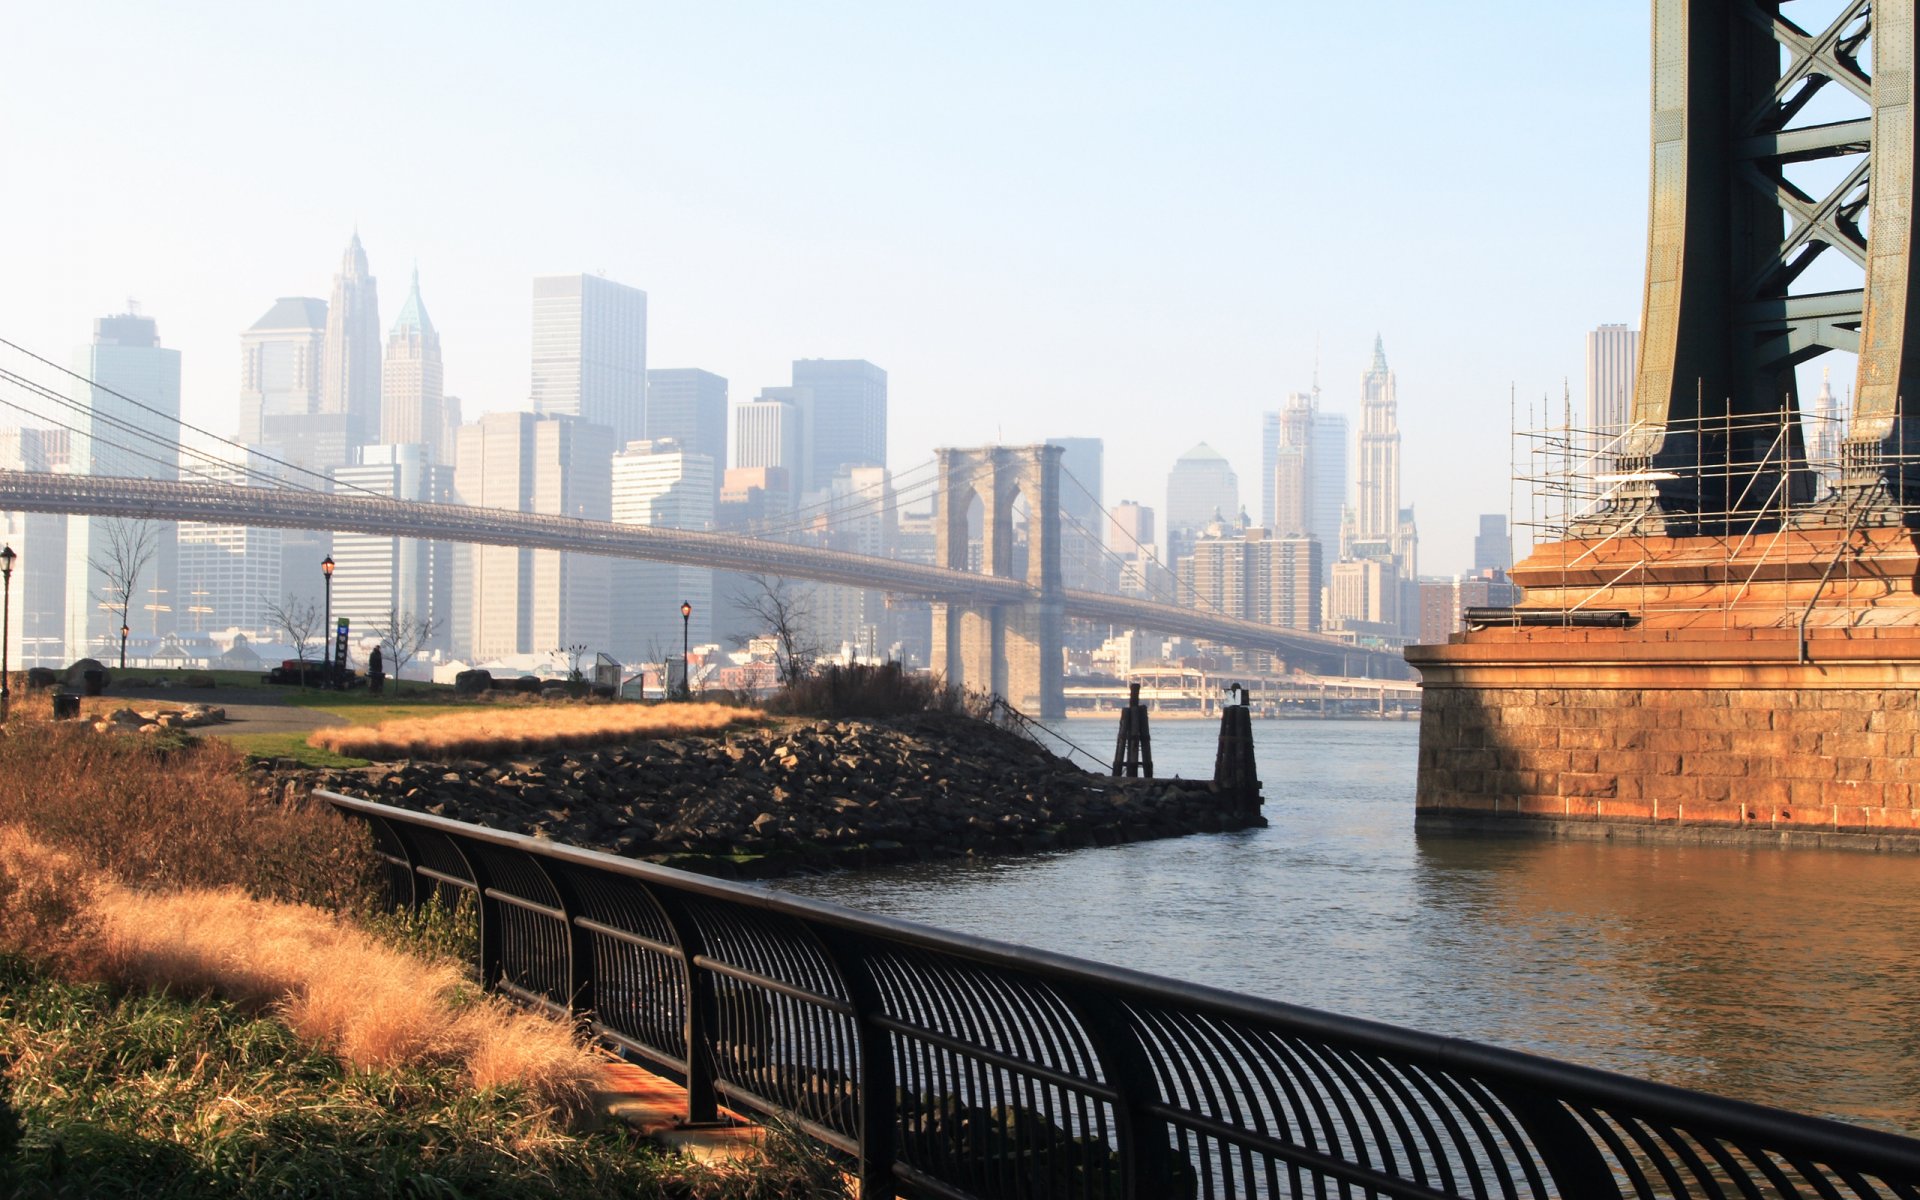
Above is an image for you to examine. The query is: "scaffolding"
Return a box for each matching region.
[1502,401,1920,635]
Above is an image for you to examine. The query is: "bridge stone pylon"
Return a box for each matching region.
[931,445,1065,718]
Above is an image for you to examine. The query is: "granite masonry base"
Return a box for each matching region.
[1406,628,1920,851]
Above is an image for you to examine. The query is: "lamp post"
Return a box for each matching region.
[119,623,130,671]
[321,555,335,689]
[0,544,15,705]
[680,600,693,699]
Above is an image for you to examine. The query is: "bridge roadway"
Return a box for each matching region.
[0,470,1403,676]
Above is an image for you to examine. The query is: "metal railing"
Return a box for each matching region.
[323,790,1920,1198]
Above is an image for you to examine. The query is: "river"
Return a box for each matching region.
[772,716,1920,1134]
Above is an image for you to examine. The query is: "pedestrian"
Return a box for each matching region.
[369,645,385,696]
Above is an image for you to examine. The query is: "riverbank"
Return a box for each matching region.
[284,711,1263,878]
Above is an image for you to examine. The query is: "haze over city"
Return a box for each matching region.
[0,2,1656,573]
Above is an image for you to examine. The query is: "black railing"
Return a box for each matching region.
[323,790,1920,1199]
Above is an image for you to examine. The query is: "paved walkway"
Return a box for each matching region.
[103,686,351,737]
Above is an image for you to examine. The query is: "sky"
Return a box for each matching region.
[0,1,1661,574]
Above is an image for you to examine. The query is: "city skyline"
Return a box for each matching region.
[0,3,1674,576]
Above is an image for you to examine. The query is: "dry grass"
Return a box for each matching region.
[308,699,756,760]
[0,823,600,1112]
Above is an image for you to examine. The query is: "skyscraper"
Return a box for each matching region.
[1355,336,1404,549]
[380,268,446,462]
[1473,514,1511,574]
[322,233,382,454]
[645,369,728,475]
[791,359,886,492]
[452,413,612,662]
[1,430,69,667]
[175,453,284,637]
[1309,409,1348,583]
[1271,392,1316,538]
[735,388,807,497]
[1804,367,1847,485]
[531,274,648,449]
[1164,443,1240,564]
[1584,324,1638,467]
[239,297,327,449]
[611,438,716,663]
[65,312,181,658]
[332,444,451,653]
[1049,436,1108,591]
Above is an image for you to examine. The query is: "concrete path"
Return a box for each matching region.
[103,686,351,737]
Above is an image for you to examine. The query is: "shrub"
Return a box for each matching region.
[767,662,987,720]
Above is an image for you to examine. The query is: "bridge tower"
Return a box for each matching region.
[930,445,1065,718]
[1411,1,1920,847]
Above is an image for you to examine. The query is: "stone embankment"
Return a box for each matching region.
[291,713,1262,877]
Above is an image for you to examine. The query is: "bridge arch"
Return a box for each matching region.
[932,445,1064,716]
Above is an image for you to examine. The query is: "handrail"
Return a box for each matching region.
[324,790,1920,1198]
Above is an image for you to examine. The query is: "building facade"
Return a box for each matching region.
[176,455,284,639]
[239,297,328,452]
[610,438,716,663]
[791,359,886,493]
[379,269,446,462]
[1584,323,1638,467]
[331,444,451,656]
[1,429,69,667]
[735,389,807,497]
[644,369,727,493]
[321,233,383,455]
[1164,443,1240,565]
[531,274,648,449]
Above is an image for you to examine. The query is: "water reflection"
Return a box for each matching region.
[773,717,1920,1132]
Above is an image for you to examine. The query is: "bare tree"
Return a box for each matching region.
[371,608,441,695]
[265,596,323,682]
[90,518,158,666]
[731,573,818,686]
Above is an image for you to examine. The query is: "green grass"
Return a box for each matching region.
[0,957,685,1199]
[221,732,371,769]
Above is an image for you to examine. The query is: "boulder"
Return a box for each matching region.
[25,667,57,692]
[453,669,493,698]
[62,659,110,691]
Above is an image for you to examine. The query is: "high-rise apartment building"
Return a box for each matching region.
[531,274,648,449]
[610,439,715,663]
[332,444,451,653]
[791,359,886,492]
[380,269,446,462]
[452,413,612,662]
[1177,521,1321,632]
[1164,443,1240,564]
[64,313,180,658]
[1,429,69,667]
[239,297,327,450]
[645,369,727,486]
[1584,324,1638,466]
[176,454,284,637]
[322,233,382,454]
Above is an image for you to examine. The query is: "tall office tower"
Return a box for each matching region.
[1804,367,1847,485]
[1309,409,1347,585]
[331,445,451,654]
[175,455,284,637]
[808,465,897,654]
[1,430,69,667]
[610,439,716,663]
[531,274,648,449]
[1164,443,1240,564]
[379,269,446,462]
[452,413,612,662]
[322,233,382,453]
[1355,336,1404,548]
[64,313,181,659]
[735,388,808,498]
[1105,500,1162,599]
[1048,436,1109,591]
[238,297,327,448]
[1584,323,1638,467]
[1473,514,1511,573]
[1271,392,1316,537]
[645,369,727,488]
[791,359,886,493]
[1260,410,1281,528]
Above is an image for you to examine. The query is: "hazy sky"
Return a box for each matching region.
[0,2,1662,573]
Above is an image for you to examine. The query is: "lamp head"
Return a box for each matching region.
[121,624,130,638]
[0,544,13,574]
[681,601,692,619]
[321,555,335,578]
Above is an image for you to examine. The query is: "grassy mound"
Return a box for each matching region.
[308,701,756,761]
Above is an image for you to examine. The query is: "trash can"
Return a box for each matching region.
[51,693,80,720]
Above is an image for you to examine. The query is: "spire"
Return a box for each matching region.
[390,264,434,337]
[1371,333,1387,373]
[341,230,369,278]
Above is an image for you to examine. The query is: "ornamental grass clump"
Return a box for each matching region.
[308,699,755,760]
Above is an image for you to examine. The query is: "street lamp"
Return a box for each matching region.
[119,623,130,671]
[0,544,15,704]
[680,600,693,699]
[321,555,335,688]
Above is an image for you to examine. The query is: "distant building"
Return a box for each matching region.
[1419,569,1521,645]
[1049,436,1110,591]
[332,444,452,654]
[451,412,612,661]
[379,268,447,463]
[1805,367,1846,486]
[1164,443,1240,564]
[1,429,69,666]
[644,369,727,497]
[1473,514,1511,574]
[322,233,383,454]
[176,454,285,638]
[735,388,807,497]
[611,438,715,663]
[1178,519,1321,632]
[791,359,886,492]
[239,297,329,455]
[65,312,181,658]
[718,466,793,531]
[1584,323,1638,467]
[531,274,648,449]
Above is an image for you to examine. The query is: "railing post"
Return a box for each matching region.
[444,834,502,990]
[650,890,720,1123]
[819,930,898,1200]
[1061,986,1173,1200]
[527,858,595,1020]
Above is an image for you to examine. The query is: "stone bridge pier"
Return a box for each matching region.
[931,444,1064,718]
